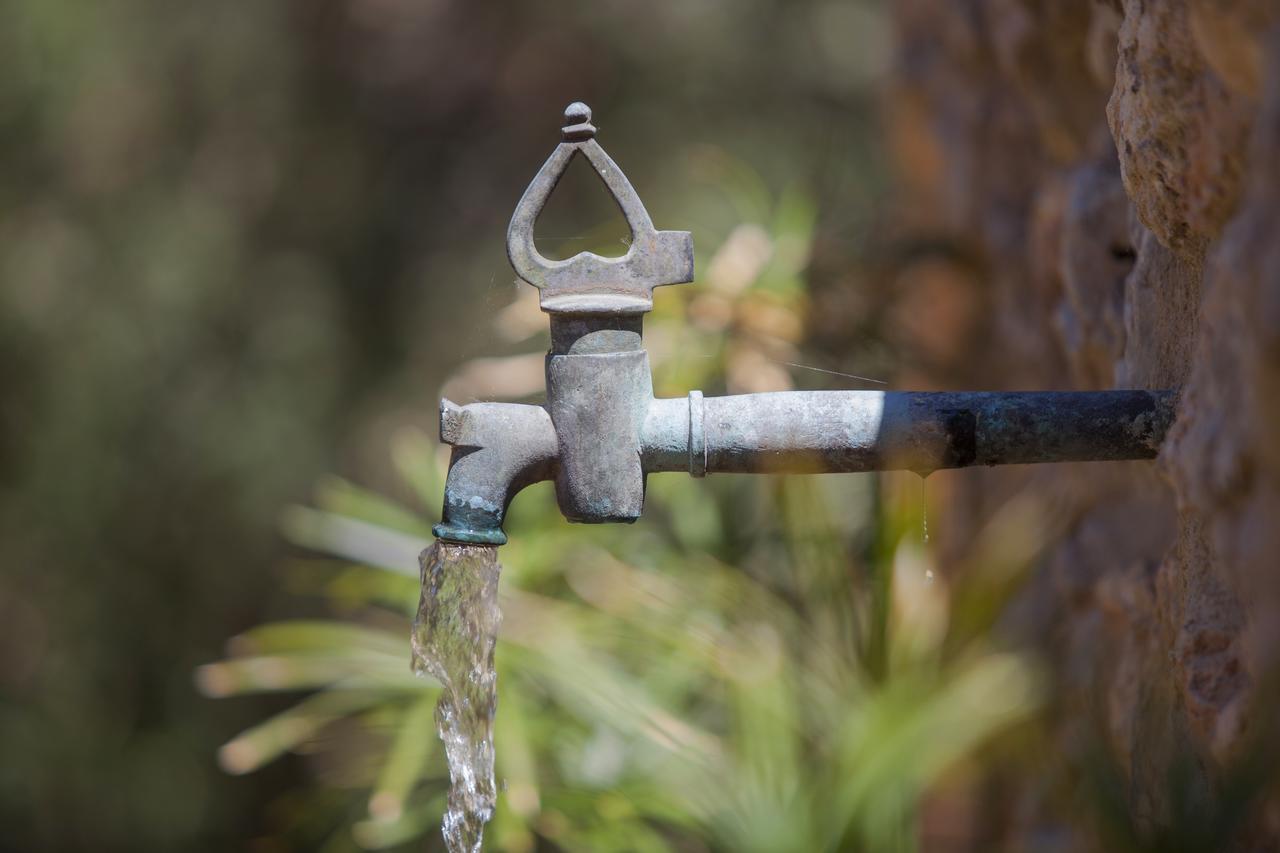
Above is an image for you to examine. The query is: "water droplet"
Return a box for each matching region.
[917,472,930,545]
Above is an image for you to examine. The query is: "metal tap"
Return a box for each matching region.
[432,103,1177,545]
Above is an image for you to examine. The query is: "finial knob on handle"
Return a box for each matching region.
[561,102,596,141]
[507,102,694,316]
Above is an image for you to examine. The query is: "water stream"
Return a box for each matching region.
[411,540,503,853]
[917,472,934,583]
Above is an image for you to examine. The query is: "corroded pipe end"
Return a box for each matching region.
[432,521,506,546]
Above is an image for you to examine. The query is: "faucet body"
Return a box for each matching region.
[432,104,1178,545]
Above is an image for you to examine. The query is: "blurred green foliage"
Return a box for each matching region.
[0,0,890,848]
[200,197,1044,851]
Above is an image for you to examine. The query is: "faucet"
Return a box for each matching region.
[432,103,1177,546]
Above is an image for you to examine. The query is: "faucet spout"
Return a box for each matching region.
[433,400,558,545]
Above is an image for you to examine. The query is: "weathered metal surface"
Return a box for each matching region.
[687,390,706,478]
[506,102,694,316]
[641,389,1179,476]
[547,352,651,522]
[549,314,643,355]
[433,400,557,545]
[432,103,1182,546]
[545,314,652,523]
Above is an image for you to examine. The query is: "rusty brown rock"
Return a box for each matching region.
[1188,0,1279,97]
[1107,0,1255,255]
[1165,29,1280,719]
[1116,221,1203,389]
[887,0,1280,845]
[1086,3,1123,89]
[1055,152,1132,389]
[986,0,1108,162]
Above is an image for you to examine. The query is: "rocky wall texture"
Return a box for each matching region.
[887,0,1280,847]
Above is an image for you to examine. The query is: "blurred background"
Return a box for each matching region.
[0,1,898,849]
[7,0,1275,850]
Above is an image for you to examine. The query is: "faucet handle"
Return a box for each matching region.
[506,102,694,316]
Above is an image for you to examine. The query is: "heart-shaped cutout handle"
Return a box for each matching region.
[506,103,694,316]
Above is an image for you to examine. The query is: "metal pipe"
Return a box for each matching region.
[643,389,1178,477]
[436,389,1176,543]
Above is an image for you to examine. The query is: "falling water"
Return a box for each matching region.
[917,472,934,584]
[411,540,503,853]
[920,476,929,545]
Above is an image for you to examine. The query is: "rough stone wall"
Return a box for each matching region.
[888,0,1280,846]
